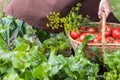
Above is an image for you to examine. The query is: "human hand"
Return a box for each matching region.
[98,0,112,19]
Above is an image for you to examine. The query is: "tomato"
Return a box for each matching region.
[112,27,120,39]
[79,33,87,42]
[75,38,84,42]
[70,30,80,39]
[75,38,80,42]
[92,37,101,43]
[105,31,111,37]
[100,24,112,37]
[106,36,114,43]
[94,33,102,39]
[79,26,86,31]
[105,24,112,37]
[76,33,93,42]
[113,39,120,44]
[87,27,96,33]
[75,33,87,42]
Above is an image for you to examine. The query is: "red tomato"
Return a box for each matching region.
[100,24,112,37]
[94,33,102,39]
[79,26,86,31]
[105,31,111,37]
[113,39,120,44]
[75,38,84,42]
[79,33,87,42]
[70,30,80,39]
[75,38,80,42]
[92,37,102,43]
[87,27,96,33]
[112,27,120,39]
[106,36,114,43]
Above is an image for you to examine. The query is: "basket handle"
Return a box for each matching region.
[101,12,106,47]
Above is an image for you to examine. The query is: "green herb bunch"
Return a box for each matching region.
[46,12,63,30]
[46,3,90,34]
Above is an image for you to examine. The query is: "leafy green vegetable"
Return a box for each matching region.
[0,34,9,50]
[32,34,98,80]
[0,31,100,80]
[103,48,120,80]
[41,33,72,57]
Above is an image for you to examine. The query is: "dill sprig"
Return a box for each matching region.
[46,3,90,34]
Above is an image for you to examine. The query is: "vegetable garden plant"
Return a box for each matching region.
[0,3,120,80]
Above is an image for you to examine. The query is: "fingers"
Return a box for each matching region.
[105,10,112,18]
[98,9,111,19]
[98,0,111,19]
[98,9,102,19]
[98,10,111,19]
[98,6,104,19]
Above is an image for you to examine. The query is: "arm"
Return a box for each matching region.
[98,0,112,19]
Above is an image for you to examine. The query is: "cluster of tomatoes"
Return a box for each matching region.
[70,24,120,44]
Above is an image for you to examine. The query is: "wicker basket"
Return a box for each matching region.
[68,13,120,58]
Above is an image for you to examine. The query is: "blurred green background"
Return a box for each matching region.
[0,0,120,21]
[111,0,120,21]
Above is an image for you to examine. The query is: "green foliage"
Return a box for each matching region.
[104,70,118,80]
[0,16,50,49]
[0,32,99,80]
[46,12,63,30]
[0,34,9,50]
[0,33,46,80]
[61,3,90,33]
[33,34,99,80]
[41,33,71,56]
[46,3,90,34]
[103,49,120,80]
[35,29,50,43]
[111,0,120,21]
[0,17,26,49]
